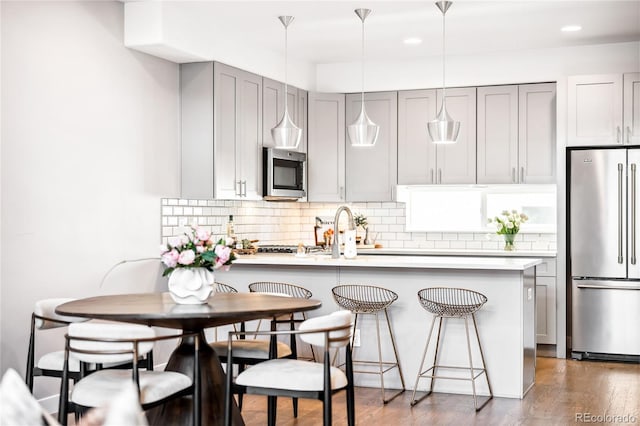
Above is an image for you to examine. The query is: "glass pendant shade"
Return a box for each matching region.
[271,15,301,150]
[429,0,460,144]
[348,8,378,147]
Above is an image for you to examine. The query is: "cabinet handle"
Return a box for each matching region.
[512,167,516,183]
[438,169,442,184]
[241,180,247,197]
[340,186,344,200]
[430,169,434,184]
[520,167,525,184]
[617,126,622,144]
[628,126,632,144]
[618,163,624,264]
[236,180,242,196]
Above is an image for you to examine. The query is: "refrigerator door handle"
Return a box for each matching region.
[632,163,637,265]
[576,283,640,291]
[618,163,624,264]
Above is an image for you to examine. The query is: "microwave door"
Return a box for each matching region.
[570,149,627,278]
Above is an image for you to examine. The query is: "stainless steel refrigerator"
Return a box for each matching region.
[570,148,640,361]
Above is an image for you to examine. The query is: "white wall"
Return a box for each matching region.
[316,41,640,92]
[0,0,181,405]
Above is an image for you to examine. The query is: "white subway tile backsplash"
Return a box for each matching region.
[434,241,451,249]
[160,199,556,252]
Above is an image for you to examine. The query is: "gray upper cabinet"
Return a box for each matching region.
[568,74,623,146]
[307,92,345,202]
[477,83,556,184]
[180,62,262,200]
[398,87,475,184]
[519,83,556,183]
[262,77,307,153]
[398,89,437,184]
[624,72,640,145]
[477,85,518,184]
[435,87,477,184]
[345,92,398,201]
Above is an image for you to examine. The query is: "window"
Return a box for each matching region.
[397,185,556,233]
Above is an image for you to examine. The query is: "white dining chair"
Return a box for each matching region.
[224,310,355,426]
[57,322,201,426]
[26,298,154,395]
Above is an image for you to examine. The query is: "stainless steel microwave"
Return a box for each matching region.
[263,148,306,201]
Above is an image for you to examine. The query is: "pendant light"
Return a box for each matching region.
[427,1,460,144]
[271,16,301,150]
[347,8,379,148]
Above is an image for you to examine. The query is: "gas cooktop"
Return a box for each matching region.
[257,245,324,254]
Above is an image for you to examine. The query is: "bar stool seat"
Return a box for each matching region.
[411,287,493,411]
[331,284,405,404]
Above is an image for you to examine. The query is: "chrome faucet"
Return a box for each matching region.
[332,205,356,258]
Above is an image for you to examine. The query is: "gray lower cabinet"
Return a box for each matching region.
[262,77,307,153]
[535,257,557,345]
[476,83,556,184]
[307,92,345,202]
[398,88,475,184]
[345,92,398,201]
[180,62,262,200]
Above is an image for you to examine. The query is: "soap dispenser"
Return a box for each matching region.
[343,229,358,259]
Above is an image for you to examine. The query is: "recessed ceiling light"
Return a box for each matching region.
[561,25,582,32]
[403,37,423,45]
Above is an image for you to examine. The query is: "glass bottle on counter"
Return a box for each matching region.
[226,215,236,246]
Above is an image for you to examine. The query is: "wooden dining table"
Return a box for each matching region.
[56,292,322,426]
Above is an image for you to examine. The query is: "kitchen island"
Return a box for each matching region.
[217,254,541,399]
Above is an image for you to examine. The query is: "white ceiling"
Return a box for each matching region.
[134,1,640,65]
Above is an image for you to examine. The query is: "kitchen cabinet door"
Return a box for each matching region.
[477,85,518,184]
[181,62,215,199]
[519,83,556,184]
[236,69,263,199]
[535,259,557,345]
[624,72,640,145]
[262,77,304,152]
[398,89,438,184]
[345,92,398,201]
[307,92,345,202]
[297,88,308,155]
[568,74,623,146]
[181,62,262,200]
[213,62,263,199]
[435,87,476,184]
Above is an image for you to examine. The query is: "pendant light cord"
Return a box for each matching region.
[361,15,365,105]
[284,22,289,113]
[441,7,447,106]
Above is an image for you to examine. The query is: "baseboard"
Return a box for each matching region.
[38,362,168,414]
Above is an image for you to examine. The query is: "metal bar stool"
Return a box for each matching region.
[331,284,406,404]
[411,287,493,411]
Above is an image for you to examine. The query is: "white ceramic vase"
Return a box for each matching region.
[167,267,216,304]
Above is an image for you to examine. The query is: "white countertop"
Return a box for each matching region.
[234,253,542,271]
[355,248,556,257]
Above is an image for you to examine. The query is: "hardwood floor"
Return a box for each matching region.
[238,357,640,425]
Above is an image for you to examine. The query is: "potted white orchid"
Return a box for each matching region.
[160,226,235,304]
